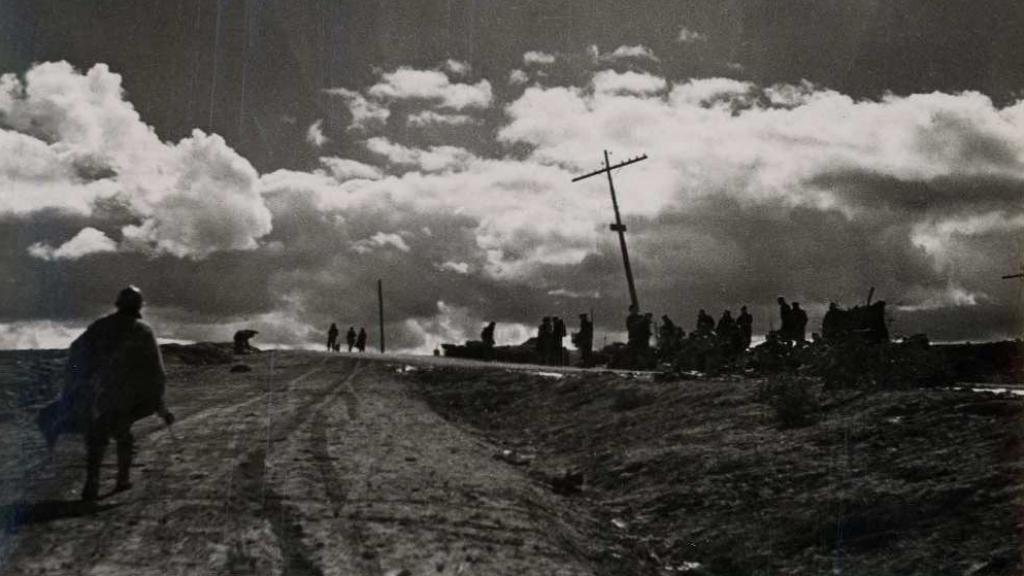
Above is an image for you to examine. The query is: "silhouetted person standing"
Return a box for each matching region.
[65,286,173,501]
[822,302,841,342]
[553,316,567,365]
[737,306,753,350]
[716,309,736,340]
[659,315,679,355]
[696,309,715,335]
[327,323,339,352]
[537,317,554,364]
[777,297,793,341]
[356,328,367,352]
[626,306,644,350]
[573,313,594,367]
[791,302,808,342]
[346,327,356,352]
[481,322,496,348]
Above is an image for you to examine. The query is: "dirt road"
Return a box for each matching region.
[0,353,600,575]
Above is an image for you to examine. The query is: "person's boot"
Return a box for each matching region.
[114,440,133,492]
[82,444,104,501]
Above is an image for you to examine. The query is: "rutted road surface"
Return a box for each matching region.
[0,353,598,575]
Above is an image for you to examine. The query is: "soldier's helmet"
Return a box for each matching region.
[115,285,144,312]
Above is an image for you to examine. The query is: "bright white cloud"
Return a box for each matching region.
[435,261,470,274]
[28,227,118,260]
[366,68,492,110]
[669,77,754,106]
[677,27,708,43]
[318,156,383,181]
[365,137,475,172]
[406,110,478,127]
[323,87,391,130]
[592,70,668,95]
[0,62,273,259]
[352,232,411,254]
[305,119,328,147]
[607,45,660,62]
[508,69,529,86]
[523,51,556,66]
[444,59,470,76]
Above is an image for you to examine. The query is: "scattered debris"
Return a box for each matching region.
[493,449,533,466]
[611,518,628,530]
[532,371,564,379]
[550,470,583,495]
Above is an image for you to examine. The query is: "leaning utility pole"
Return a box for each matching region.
[377,279,386,354]
[572,151,648,311]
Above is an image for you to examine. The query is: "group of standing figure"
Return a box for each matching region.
[774,297,809,343]
[631,305,754,360]
[526,314,594,366]
[327,323,367,353]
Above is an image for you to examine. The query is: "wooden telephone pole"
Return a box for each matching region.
[378,279,385,354]
[572,151,648,311]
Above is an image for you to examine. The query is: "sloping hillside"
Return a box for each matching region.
[412,367,1024,575]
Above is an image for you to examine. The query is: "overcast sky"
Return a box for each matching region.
[2,0,1023,350]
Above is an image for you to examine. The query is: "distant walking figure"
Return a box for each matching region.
[327,323,339,352]
[346,327,356,352]
[356,328,367,352]
[44,286,174,501]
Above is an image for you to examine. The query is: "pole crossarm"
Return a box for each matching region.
[571,154,648,182]
[571,150,648,311]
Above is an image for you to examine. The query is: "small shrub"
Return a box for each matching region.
[610,387,656,412]
[758,376,819,429]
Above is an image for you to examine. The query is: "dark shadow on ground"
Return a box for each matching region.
[1,500,122,532]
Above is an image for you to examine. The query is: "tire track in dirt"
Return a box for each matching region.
[306,365,385,576]
[217,359,363,576]
[73,359,336,573]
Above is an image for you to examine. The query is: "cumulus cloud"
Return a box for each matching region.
[365,137,475,172]
[318,156,383,181]
[305,119,328,147]
[606,45,661,63]
[435,261,470,274]
[7,60,1024,348]
[323,87,391,130]
[406,110,478,127]
[444,59,471,76]
[0,61,272,259]
[592,70,668,95]
[508,69,529,86]
[351,232,411,254]
[677,27,708,43]
[366,68,492,110]
[28,227,117,260]
[523,51,556,66]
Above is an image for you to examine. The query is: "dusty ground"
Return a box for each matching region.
[0,350,618,575]
[0,348,1021,576]
[411,366,1024,576]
